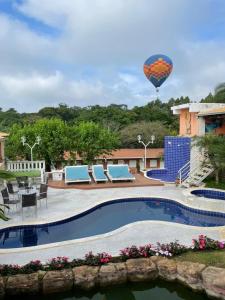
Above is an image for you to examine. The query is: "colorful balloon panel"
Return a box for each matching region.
[143,54,173,88]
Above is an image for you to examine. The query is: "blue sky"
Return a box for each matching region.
[0,0,225,112]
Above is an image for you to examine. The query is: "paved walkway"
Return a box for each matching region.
[0,185,224,265]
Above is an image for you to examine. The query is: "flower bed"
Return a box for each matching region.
[0,236,224,277]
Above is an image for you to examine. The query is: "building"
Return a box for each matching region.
[64,148,164,170]
[171,103,225,136]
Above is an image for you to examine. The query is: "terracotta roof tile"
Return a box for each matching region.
[64,148,164,160]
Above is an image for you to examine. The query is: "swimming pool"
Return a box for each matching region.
[191,189,225,200]
[1,197,225,249]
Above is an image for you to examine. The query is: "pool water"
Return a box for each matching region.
[33,281,208,300]
[191,189,225,200]
[1,197,225,249]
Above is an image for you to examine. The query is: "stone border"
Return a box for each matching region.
[1,257,225,299]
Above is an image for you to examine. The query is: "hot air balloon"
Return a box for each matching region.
[143,54,173,93]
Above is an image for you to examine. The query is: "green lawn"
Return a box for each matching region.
[175,250,225,268]
[10,170,41,178]
[204,178,225,190]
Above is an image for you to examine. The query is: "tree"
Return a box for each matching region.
[72,121,120,164]
[196,135,225,183]
[201,83,225,103]
[6,119,72,170]
[119,121,175,148]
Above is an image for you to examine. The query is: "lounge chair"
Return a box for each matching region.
[65,166,91,184]
[92,165,108,182]
[107,164,135,182]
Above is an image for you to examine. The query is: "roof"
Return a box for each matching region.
[171,103,225,115]
[97,148,164,159]
[64,148,164,160]
[198,107,225,117]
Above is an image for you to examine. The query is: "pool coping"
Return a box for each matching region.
[0,194,225,255]
[183,187,225,201]
[1,191,225,230]
[0,219,224,255]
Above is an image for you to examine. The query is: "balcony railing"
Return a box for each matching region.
[6,160,45,172]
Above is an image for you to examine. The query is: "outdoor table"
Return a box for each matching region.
[18,187,37,198]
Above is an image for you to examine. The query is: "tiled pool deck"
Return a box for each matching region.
[0,185,224,265]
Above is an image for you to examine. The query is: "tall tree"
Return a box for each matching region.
[72,121,120,164]
[119,121,175,148]
[6,119,72,170]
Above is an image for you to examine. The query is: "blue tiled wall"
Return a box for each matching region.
[147,136,191,182]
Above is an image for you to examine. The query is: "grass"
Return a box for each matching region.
[10,170,41,178]
[175,250,225,268]
[204,178,225,190]
[0,170,41,181]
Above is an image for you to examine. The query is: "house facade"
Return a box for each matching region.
[171,103,225,137]
[64,148,164,171]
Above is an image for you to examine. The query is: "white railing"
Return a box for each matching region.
[177,152,206,185]
[6,160,46,172]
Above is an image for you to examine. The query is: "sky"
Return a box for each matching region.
[0,0,225,112]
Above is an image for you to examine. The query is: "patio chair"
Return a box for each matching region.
[37,184,48,208]
[1,188,20,212]
[65,166,91,184]
[21,193,37,219]
[107,164,135,182]
[16,176,29,189]
[6,182,18,199]
[92,165,108,182]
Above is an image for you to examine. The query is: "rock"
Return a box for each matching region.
[99,263,127,287]
[126,258,158,282]
[42,269,73,294]
[150,256,164,264]
[6,273,39,296]
[156,258,177,281]
[202,266,225,299]
[73,266,99,290]
[0,277,4,299]
[177,261,206,291]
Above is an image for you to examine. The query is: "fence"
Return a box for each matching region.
[6,160,46,172]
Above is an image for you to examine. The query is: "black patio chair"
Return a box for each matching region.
[16,176,29,189]
[6,182,18,199]
[21,192,37,219]
[37,184,48,208]
[1,188,20,212]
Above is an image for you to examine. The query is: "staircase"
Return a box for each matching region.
[178,152,214,188]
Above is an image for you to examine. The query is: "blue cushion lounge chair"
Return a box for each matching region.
[107,164,135,182]
[65,166,91,184]
[92,165,108,182]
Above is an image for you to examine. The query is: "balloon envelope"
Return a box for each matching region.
[143,54,173,88]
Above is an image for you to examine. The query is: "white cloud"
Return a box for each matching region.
[0,0,224,111]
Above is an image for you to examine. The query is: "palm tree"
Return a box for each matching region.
[196,135,225,184]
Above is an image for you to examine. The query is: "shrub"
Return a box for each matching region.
[0,236,224,276]
[22,260,43,274]
[192,235,225,251]
[157,241,188,256]
[0,264,22,276]
[83,251,112,266]
[47,256,70,270]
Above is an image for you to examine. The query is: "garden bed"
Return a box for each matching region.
[0,236,225,299]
